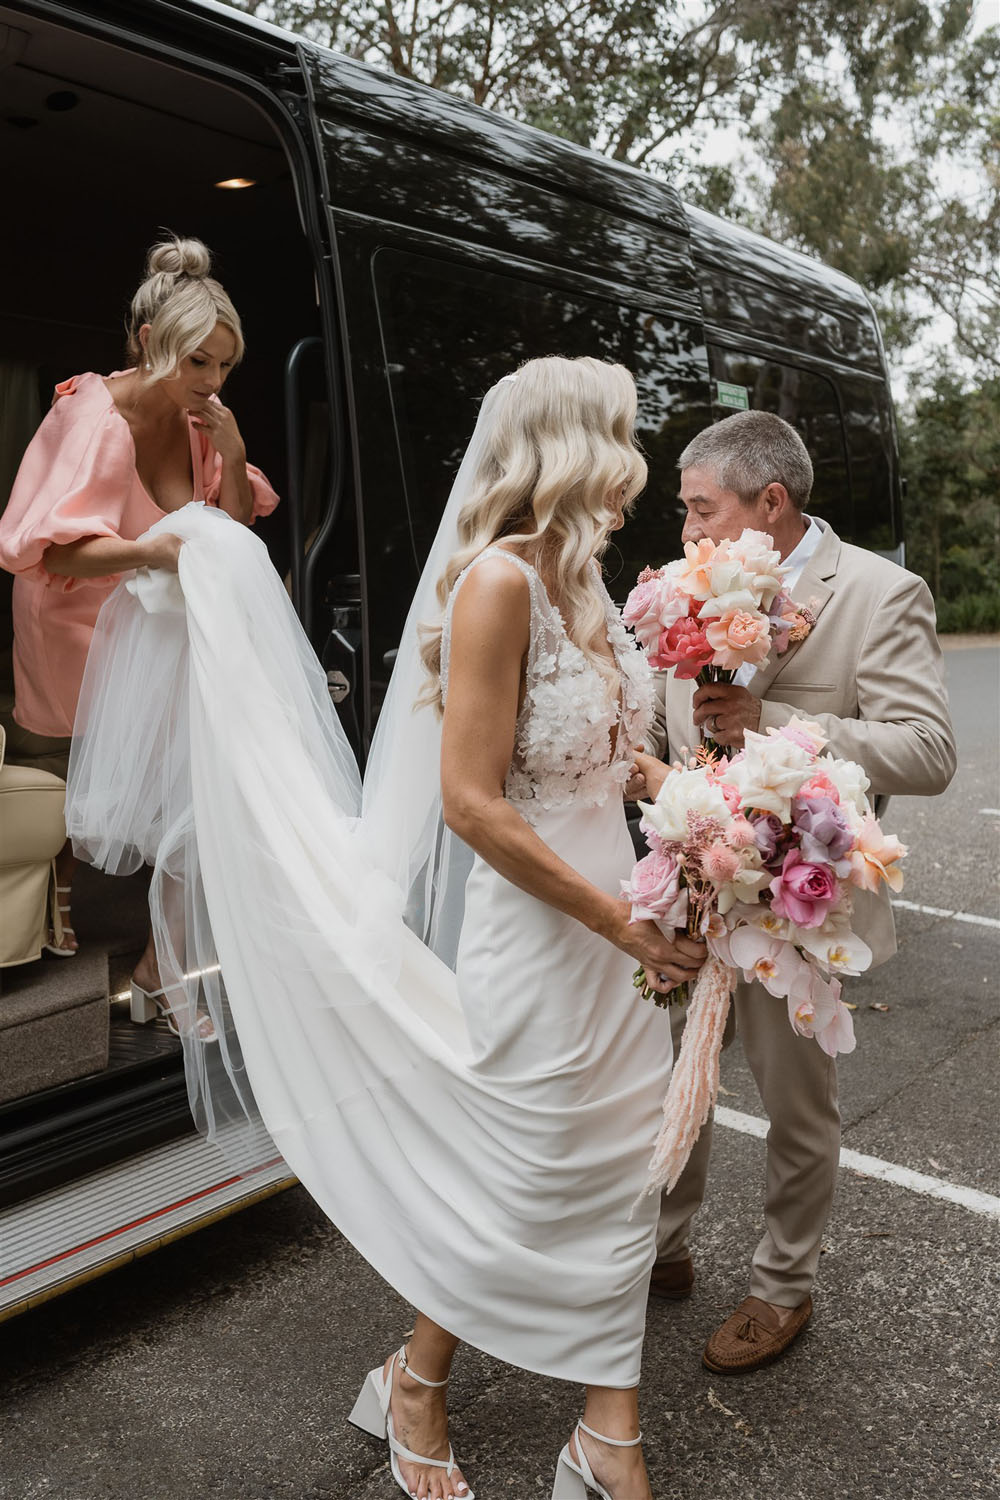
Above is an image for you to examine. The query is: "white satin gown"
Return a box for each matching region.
[67,509,673,1389]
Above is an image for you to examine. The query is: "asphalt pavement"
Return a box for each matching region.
[1,642,997,1500]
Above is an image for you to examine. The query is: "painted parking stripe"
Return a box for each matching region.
[714,1106,1000,1220]
[891,898,1000,930]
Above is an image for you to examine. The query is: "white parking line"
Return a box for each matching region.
[714,1106,1000,1220]
[891,898,1000,930]
[979,808,1000,817]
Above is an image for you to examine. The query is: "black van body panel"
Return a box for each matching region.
[687,207,885,377]
[299,44,692,242]
[0,0,903,1201]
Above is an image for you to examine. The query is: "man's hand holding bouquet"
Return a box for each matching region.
[620,533,905,1200]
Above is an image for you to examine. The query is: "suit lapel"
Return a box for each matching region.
[747,524,841,698]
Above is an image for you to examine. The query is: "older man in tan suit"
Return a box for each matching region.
[643,409,956,1373]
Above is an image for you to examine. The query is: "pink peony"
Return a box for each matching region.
[769,849,838,929]
[621,849,688,928]
[704,609,771,671]
[651,615,715,678]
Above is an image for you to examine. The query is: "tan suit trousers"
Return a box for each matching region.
[657,979,841,1306]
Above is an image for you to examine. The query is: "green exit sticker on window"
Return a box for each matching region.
[715,381,750,410]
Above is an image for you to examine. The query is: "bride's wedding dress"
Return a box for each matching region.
[67,431,673,1391]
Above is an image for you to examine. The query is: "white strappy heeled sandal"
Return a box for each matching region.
[348,1345,473,1499]
[130,979,218,1044]
[552,1419,644,1500]
[43,884,78,957]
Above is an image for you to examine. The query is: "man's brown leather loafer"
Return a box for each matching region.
[702,1294,812,1373]
[649,1254,695,1300]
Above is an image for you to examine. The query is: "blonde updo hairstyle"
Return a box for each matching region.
[419,355,647,712]
[126,235,244,383]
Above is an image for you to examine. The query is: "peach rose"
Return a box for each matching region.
[704,609,771,671]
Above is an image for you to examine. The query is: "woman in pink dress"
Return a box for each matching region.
[0,236,278,1022]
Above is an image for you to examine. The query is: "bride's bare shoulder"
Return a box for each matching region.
[450,553,531,640]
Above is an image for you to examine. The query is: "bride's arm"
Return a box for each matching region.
[441,561,705,991]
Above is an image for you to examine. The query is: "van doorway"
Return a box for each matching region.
[0,5,332,1190]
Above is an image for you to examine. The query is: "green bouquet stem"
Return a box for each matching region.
[632,966,689,1009]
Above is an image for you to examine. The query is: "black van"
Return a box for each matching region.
[0,0,903,1320]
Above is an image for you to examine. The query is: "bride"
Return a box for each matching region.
[68,356,707,1500]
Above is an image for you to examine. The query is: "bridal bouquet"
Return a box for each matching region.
[623,716,906,1196]
[623,530,814,748]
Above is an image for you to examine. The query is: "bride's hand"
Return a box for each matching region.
[606,908,707,992]
[630,749,670,802]
[141,534,184,573]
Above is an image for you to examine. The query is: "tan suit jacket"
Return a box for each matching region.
[648,521,956,967]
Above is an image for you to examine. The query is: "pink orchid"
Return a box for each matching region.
[728,926,809,997]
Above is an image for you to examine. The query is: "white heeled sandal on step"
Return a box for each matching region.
[130,980,218,1044]
[552,1419,643,1500]
[43,885,78,958]
[349,1345,474,1499]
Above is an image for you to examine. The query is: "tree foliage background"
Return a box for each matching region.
[235,0,1000,626]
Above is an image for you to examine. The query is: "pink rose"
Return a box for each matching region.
[623,577,662,648]
[769,849,837,929]
[652,615,715,678]
[621,850,688,928]
[704,609,771,671]
[798,772,840,803]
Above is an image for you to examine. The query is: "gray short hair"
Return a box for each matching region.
[678,410,814,509]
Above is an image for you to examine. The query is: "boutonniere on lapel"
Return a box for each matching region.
[623,530,812,752]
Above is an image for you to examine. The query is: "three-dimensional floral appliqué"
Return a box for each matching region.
[442,547,653,820]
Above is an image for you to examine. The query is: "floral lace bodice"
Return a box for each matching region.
[440,546,654,819]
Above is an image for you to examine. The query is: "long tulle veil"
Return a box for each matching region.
[65,376,516,1150]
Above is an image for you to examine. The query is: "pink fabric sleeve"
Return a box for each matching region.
[0,375,136,591]
[199,427,280,520]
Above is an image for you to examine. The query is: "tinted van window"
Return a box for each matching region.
[373,251,712,628]
[708,349,852,539]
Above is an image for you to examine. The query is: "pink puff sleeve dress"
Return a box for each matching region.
[0,372,279,737]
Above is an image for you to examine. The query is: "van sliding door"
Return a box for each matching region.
[297,45,713,747]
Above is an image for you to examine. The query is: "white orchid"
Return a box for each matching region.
[796,919,873,976]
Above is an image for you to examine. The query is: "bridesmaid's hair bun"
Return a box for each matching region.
[127,231,244,383]
[146,235,212,281]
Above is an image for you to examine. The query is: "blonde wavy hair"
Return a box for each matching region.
[419,355,647,712]
[126,234,244,382]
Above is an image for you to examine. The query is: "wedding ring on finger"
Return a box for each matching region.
[706,716,719,736]
[656,971,669,985]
